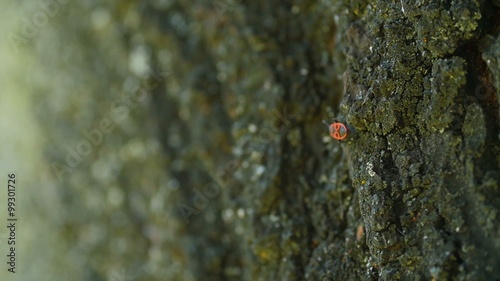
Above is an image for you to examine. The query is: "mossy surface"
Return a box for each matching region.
[23,0,499,280]
[342,0,499,279]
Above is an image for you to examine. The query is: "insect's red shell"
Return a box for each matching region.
[329,122,348,140]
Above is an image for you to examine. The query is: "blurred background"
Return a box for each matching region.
[0,1,354,281]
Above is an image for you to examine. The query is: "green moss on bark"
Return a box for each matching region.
[343,0,499,279]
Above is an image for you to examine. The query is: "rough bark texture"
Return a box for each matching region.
[26,0,499,280]
[342,0,500,279]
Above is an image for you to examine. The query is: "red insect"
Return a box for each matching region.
[323,120,349,141]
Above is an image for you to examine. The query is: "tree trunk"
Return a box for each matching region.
[29,0,499,280]
[145,1,499,280]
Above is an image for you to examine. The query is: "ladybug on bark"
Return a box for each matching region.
[323,119,353,141]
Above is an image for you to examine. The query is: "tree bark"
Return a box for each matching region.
[34,0,499,280]
[142,1,499,280]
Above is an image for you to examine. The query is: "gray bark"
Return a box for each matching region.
[28,0,499,280]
